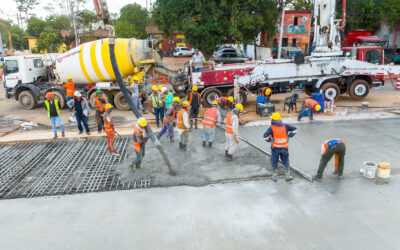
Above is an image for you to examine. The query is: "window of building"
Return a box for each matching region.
[292,39,297,47]
[294,17,298,25]
[176,38,185,44]
[282,38,288,47]
[273,39,278,48]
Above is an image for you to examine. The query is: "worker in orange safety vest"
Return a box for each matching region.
[130,117,149,169]
[225,103,243,160]
[93,89,106,133]
[103,103,119,156]
[314,139,346,181]
[202,101,222,147]
[177,101,191,151]
[188,85,201,129]
[297,98,321,122]
[63,76,75,111]
[264,112,297,182]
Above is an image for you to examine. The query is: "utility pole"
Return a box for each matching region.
[277,0,286,59]
[71,5,79,47]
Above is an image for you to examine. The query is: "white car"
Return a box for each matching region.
[173,47,194,57]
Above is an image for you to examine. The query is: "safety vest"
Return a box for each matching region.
[163,105,175,124]
[305,99,319,110]
[103,113,115,135]
[132,127,143,153]
[177,109,189,130]
[225,112,235,135]
[271,125,288,148]
[321,139,346,154]
[218,97,227,107]
[45,99,60,118]
[189,92,200,105]
[203,107,218,128]
[63,81,75,97]
[94,96,106,112]
[151,93,163,108]
[261,87,271,97]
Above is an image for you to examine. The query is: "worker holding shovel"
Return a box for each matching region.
[130,117,149,169]
[103,103,120,156]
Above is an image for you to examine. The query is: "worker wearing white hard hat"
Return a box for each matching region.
[67,91,91,135]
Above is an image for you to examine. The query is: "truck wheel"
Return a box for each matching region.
[321,83,340,101]
[349,79,370,100]
[227,88,248,104]
[114,92,131,111]
[203,88,222,107]
[19,90,37,110]
[50,91,65,109]
[89,91,113,108]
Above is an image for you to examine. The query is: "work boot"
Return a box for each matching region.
[111,151,120,157]
[98,130,102,134]
[338,174,343,179]
[53,134,58,140]
[208,142,212,148]
[142,110,148,114]
[156,133,161,140]
[86,131,91,135]
[225,150,228,157]
[79,130,83,134]
[129,162,134,168]
[309,119,316,123]
[313,175,322,182]
[226,154,233,161]
[202,141,206,147]
[272,169,278,182]
[179,142,183,149]
[170,136,174,142]
[62,131,65,137]
[195,120,198,129]
[182,144,187,151]
[136,162,141,169]
[285,169,294,182]
[190,120,193,129]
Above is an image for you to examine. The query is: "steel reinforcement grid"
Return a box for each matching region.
[0,138,150,199]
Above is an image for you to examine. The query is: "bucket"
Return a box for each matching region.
[362,162,377,178]
[377,162,391,178]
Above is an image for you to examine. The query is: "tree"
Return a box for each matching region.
[27,17,47,37]
[115,3,148,39]
[78,10,97,32]
[0,19,27,50]
[14,0,39,29]
[292,0,313,10]
[37,27,63,52]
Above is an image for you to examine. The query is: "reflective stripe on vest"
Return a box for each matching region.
[225,113,234,135]
[45,99,60,118]
[271,125,288,148]
[132,127,142,153]
[203,107,217,128]
[177,109,188,130]
[103,113,114,135]
[163,106,175,123]
[152,94,163,107]
[95,97,105,112]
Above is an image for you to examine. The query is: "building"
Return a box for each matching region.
[146,26,190,54]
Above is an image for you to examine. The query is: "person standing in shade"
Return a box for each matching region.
[314,139,346,181]
[68,91,91,135]
[149,85,164,128]
[93,89,106,133]
[45,92,65,139]
[63,76,75,111]
[225,103,243,160]
[130,117,149,169]
[202,101,221,147]
[188,85,201,129]
[157,97,180,142]
[191,49,205,72]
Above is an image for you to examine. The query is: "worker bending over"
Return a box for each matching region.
[218,96,234,122]
[177,101,191,151]
[188,86,201,129]
[158,97,180,142]
[297,99,321,122]
[260,87,272,102]
[45,92,65,139]
[314,139,346,181]
[93,90,106,133]
[103,104,119,156]
[130,117,149,169]
[203,101,221,147]
[225,103,243,160]
[67,91,91,135]
[62,76,75,111]
[149,85,164,128]
[264,113,297,182]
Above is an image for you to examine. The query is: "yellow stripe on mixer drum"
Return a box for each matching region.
[114,39,135,76]
[79,44,94,84]
[90,41,106,81]
[101,39,116,80]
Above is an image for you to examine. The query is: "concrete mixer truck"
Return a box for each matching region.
[2,38,178,110]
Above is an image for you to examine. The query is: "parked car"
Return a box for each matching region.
[214,52,249,64]
[173,47,194,57]
[213,47,237,57]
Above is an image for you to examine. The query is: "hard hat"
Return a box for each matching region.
[162,87,168,93]
[228,96,234,102]
[105,103,113,110]
[138,117,147,127]
[132,75,139,82]
[212,101,218,106]
[45,92,53,99]
[265,88,271,96]
[192,85,198,91]
[159,85,163,90]
[96,89,102,94]
[152,86,158,91]
[67,76,72,80]
[172,96,181,103]
[235,103,244,112]
[182,101,190,107]
[195,49,199,52]
[270,112,281,121]
[315,104,321,112]
[74,91,82,97]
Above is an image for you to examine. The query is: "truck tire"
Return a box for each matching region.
[321,83,340,101]
[89,91,113,108]
[227,88,248,104]
[50,91,65,109]
[19,90,37,110]
[349,79,370,100]
[203,88,222,107]
[114,92,131,111]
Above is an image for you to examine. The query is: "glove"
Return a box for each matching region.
[288,130,297,138]
[264,137,272,142]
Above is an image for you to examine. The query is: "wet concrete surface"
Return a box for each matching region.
[240,117,400,177]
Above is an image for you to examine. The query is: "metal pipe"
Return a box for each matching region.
[277,0,286,59]
[108,38,176,176]
[338,0,346,30]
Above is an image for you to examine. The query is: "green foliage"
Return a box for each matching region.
[37,27,63,53]
[45,15,71,31]
[115,3,148,39]
[27,17,47,37]
[292,0,313,10]
[0,19,27,50]
[78,10,97,31]
[381,0,400,30]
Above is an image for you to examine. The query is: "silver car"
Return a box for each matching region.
[173,47,195,57]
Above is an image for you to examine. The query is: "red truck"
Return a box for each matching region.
[341,30,383,47]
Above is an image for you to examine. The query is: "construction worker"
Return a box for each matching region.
[130,82,146,114]
[130,117,148,169]
[45,92,65,139]
[177,101,191,151]
[297,99,321,122]
[162,87,174,109]
[260,87,272,102]
[202,101,221,147]
[225,103,243,160]
[218,96,234,122]
[149,85,164,128]
[93,89,106,133]
[263,113,297,182]
[188,85,201,129]
[63,76,75,111]
[67,91,91,135]
[158,96,180,142]
[314,139,346,181]
[191,49,205,72]
[103,104,119,156]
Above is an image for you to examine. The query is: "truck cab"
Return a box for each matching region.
[3,56,47,89]
[342,46,384,65]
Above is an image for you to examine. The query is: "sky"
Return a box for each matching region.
[0,0,149,25]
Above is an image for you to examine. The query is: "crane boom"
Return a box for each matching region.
[93,0,115,36]
[0,23,13,55]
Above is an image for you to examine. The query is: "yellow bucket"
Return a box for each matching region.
[377,162,391,179]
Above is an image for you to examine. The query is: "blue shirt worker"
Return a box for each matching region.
[157,97,181,142]
[264,112,297,182]
[67,91,91,135]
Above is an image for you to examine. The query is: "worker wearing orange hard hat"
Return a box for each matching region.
[297,99,321,122]
[45,92,65,139]
[63,76,75,111]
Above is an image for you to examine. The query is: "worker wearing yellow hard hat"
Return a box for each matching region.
[130,117,149,169]
[103,103,119,156]
[202,101,222,147]
[298,99,321,122]
[150,85,164,128]
[63,76,75,111]
[188,85,201,129]
[157,95,180,141]
[177,101,191,151]
[218,96,235,122]
[264,112,297,182]
[224,102,244,161]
